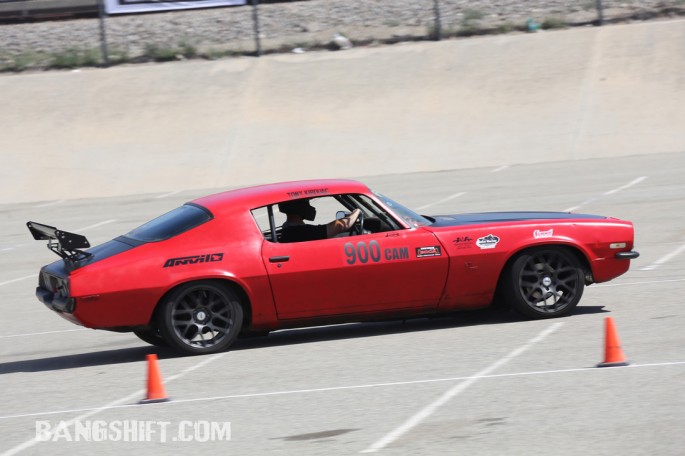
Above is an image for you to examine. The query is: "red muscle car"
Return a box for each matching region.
[28,179,639,355]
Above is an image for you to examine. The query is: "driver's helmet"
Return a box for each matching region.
[278,199,316,221]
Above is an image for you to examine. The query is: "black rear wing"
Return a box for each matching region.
[27,221,92,262]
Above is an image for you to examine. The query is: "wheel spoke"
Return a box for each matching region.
[212,313,230,324]
[557,276,577,288]
[524,286,539,300]
[207,321,224,336]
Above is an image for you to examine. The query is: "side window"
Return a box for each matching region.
[251,196,350,243]
[309,196,349,224]
[251,206,284,242]
[250,193,406,243]
[250,206,270,234]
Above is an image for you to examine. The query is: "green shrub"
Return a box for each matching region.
[49,48,101,69]
[463,8,485,23]
[542,17,568,29]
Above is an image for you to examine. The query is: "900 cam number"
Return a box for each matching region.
[344,241,409,265]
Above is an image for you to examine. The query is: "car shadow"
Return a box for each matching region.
[0,305,608,374]
[0,345,179,375]
[232,304,608,351]
[233,307,522,351]
[572,305,609,315]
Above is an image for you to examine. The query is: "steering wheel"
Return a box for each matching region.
[351,210,364,236]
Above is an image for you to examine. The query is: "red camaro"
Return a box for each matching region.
[28,179,639,355]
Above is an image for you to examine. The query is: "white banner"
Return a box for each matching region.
[104,0,246,15]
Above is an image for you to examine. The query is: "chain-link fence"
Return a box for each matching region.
[0,0,683,71]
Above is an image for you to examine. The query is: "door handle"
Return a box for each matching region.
[269,256,290,263]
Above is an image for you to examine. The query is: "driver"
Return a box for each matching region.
[278,199,361,243]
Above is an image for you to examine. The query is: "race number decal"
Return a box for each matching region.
[344,241,409,265]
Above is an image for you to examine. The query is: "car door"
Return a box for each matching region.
[261,228,449,319]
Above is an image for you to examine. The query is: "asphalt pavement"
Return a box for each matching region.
[1,151,683,455]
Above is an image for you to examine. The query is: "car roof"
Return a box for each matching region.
[191,179,371,215]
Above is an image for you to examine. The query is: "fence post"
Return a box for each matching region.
[595,0,604,25]
[98,0,110,66]
[251,0,261,56]
[433,0,442,40]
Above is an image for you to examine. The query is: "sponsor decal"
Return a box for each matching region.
[534,229,554,239]
[286,188,329,198]
[163,253,223,268]
[416,246,442,258]
[452,236,474,249]
[476,234,500,250]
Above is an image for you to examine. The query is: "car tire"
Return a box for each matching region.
[157,281,244,355]
[501,247,584,319]
[133,327,168,347]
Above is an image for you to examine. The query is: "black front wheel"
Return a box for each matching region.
[501,248,585,319]
[157,281,244,355]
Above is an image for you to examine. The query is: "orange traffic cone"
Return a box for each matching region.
[596,317,630,367]
[139,354,170,403]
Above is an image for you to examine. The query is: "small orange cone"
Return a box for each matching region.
[140,354,170,403]
[597,317,630,367]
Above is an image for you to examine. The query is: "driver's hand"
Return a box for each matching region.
[348,208,362,228]
[327,208,362,238]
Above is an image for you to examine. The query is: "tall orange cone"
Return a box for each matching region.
[596,317,630,367]
[140,354,170,403]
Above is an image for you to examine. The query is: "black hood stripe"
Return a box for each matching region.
[430,211,606,227]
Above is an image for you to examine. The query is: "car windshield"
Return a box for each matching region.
[373,192,432,227]
[125,204,212,242]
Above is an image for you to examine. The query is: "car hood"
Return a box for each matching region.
[429,211,607,227]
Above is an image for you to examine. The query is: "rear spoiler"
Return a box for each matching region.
[27,221,92,262]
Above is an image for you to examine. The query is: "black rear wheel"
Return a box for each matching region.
[501,247,584,319]
[157,281,244,355]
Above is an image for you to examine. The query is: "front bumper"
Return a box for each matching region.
[615,251,640,260]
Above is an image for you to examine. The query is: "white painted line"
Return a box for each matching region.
[360,322,563,453]
[0,352,227,456]
[0,275,36,288]
[1,244,26,254]
[491,165,509,173]
[0,329,87,339]
[594,278,685,288]
[639,244,685,271]
[564,176,647,212]
[73,219,117,232]
[156,190,182,199]
[2,359,682,423]
[416,192,466,211]
[34,200,65,208]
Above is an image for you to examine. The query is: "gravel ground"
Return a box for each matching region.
[0,0,683,66]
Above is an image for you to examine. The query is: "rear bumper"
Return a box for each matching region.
[36,286,75,313]
[615,251,639,260]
